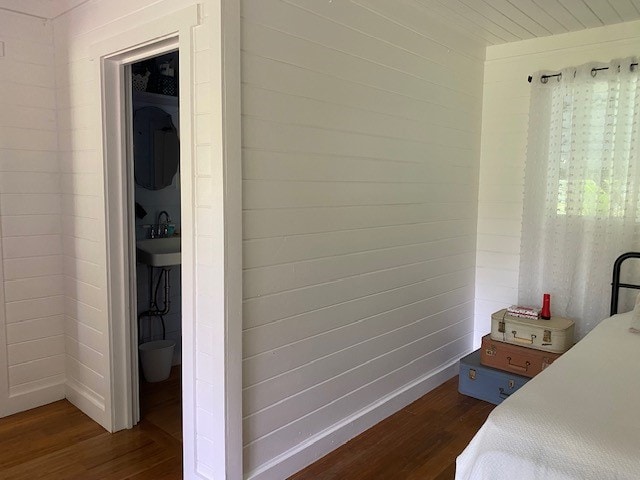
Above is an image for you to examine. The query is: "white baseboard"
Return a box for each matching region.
[0,376,108,434]
[3,379,66,417]
[65,378,108,430]
[246,357,460,480]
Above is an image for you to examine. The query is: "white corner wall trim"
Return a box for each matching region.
[220,0,244,477]
[245,350,465,480]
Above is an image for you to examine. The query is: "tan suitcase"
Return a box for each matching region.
[490,308,574,354]
[480,335,562,378]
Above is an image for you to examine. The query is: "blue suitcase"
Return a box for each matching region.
[458,349,529,405]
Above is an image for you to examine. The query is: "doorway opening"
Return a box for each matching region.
[100,5,243,475]
[102,29,196,470]
[129,50,183,442]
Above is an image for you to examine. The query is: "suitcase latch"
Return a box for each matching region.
[485,346,496,356]
[498,321,505,333]
[508,379,515,389]
[543,329,551,343]
[469,369,476,380]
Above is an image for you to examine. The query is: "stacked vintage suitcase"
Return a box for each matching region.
[459,306,575,405]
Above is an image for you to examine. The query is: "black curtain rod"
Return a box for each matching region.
[528,63,638,83]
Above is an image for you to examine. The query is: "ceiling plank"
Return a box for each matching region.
[412,0,507,44]
[630,0,640,14]
[483,0,554,36]
[557,0,604,27]
[532,0,586,30]
[428,0,521,42]
[508,0,569,34]
[457,0,536,39]
[584,0,623,23]
[607,0,640,21]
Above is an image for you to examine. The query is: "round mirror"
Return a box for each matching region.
[133,106,179,190]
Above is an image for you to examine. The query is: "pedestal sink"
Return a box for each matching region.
[136,237,181,267]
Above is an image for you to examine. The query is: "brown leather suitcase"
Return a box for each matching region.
[480,334,562,378]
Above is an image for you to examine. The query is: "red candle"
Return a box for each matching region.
[541,293,551,320]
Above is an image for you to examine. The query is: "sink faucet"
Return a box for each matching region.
[158,210,171,225]
[157,211,171,237]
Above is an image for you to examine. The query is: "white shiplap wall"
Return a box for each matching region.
[240,0,485,477]
[53,1,114,424]
[0,10,65,417]
[475,20,640,344]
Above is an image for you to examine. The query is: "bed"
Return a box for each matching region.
[455,252,640,480]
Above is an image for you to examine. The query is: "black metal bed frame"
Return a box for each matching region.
[610,252,640,316]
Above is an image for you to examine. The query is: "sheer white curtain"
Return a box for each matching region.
[519,58,640,339]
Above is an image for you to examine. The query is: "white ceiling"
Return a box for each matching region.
[50,0,89,18]
[0,0,88,19]
[0,0,639,44]
[412,0,640,45]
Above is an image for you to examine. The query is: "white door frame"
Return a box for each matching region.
[103,35,181,430]
[0,214,8,417]
[96,3,242,478]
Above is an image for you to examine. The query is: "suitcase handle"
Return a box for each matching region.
[506,356,530,372]
[511,330,536,344]
[498,388,511,399]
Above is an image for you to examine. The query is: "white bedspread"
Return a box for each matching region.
[456,312,640,480]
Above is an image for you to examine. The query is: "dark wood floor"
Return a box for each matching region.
[0,374,492,480]
[289,377,495,480]
[139,366,183,442]
[0,366,182,479]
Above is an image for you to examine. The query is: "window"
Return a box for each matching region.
[519,58,640,338]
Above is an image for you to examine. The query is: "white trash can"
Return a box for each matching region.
[139,340,176,382]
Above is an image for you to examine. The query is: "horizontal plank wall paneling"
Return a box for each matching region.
[241,0,485,477]
[0,10,65,417]
[55,28,107,424]
[475,20,640,346]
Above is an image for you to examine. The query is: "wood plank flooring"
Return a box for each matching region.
[0,374,492,479]
[0,367,182,479]
[289,377,495,480]
[139,366,183,442]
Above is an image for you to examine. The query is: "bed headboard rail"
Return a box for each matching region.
[611,252,640,316]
